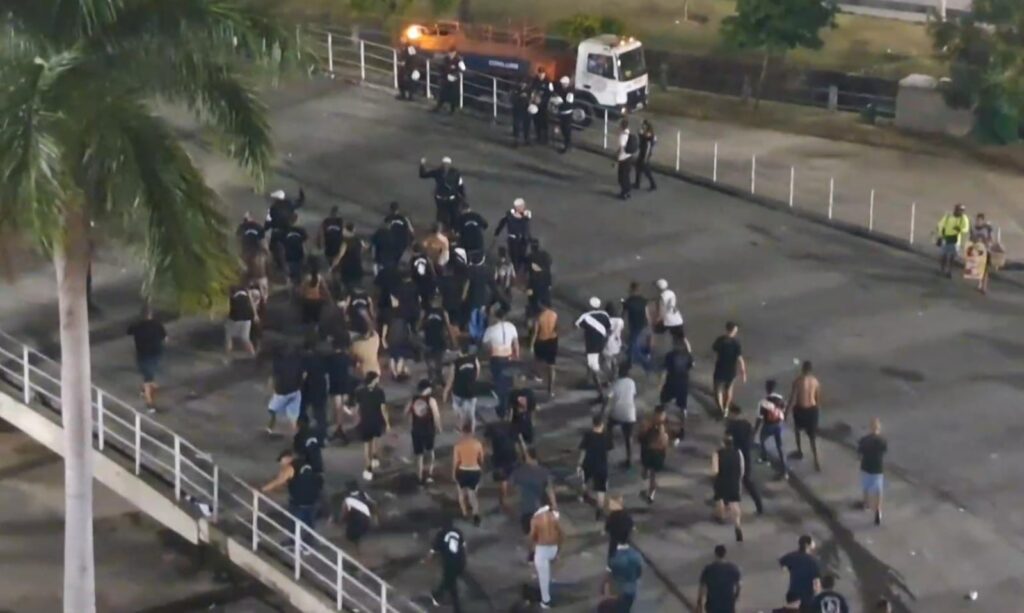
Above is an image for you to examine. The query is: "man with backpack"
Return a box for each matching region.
[616,119,639,200]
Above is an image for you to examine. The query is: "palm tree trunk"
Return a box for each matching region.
[754,52,770,110]
[56,205,96,613]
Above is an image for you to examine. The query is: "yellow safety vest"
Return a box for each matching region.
[937,214,970,241]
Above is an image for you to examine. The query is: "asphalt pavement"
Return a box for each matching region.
[2,78,1024,612]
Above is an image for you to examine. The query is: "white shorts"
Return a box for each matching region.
[225,319,252,341]
[586,353,601,373]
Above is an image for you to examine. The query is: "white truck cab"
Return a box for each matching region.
[573,35,649,111]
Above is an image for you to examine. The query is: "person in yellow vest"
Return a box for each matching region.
[935,203,971,278]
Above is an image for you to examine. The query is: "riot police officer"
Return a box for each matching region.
[531,67,554,144]
[494,197,532,273]
[419,156,466,230]
[511,80,532,148]
[554,76,575,154]
[435,47,466,114]
[397,45,421,101]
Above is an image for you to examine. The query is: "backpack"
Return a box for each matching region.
[625,133,639,155]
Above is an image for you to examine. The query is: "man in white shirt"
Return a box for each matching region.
[606,364,638,468]
[654,279,690,351]
[616,119,636,200]
[482,306,519,418]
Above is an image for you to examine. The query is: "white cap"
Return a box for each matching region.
[407,46,416,55]
[656,279,668,290]
[527,103,538,115]
[411,69,421,81]
[513,197,525,208]
[270,190,286,200]
[589,297,602,309]
[559,76,570,85]
[441,156,452,164]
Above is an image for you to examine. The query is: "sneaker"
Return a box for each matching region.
[424,475,435,485]
[473,515,481,527]
[371,458,381,469]
[540,601,552,609]
[430,593,442,607]
[874,510,882,526]
[362,470,373,481]
[735,527,744,542]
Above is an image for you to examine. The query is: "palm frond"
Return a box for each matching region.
[5,0,121,44]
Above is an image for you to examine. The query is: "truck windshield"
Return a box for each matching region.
[616,48,646,81]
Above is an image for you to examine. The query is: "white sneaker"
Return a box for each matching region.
[362,470,373,481]
[371,458,381,469]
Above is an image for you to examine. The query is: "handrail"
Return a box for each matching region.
[0,329,421,613]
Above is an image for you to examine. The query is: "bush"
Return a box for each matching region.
[552,14,627,45]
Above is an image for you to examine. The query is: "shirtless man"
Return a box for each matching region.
[452,422,485,526]
[529,504,564,609]
[788,361,822,471]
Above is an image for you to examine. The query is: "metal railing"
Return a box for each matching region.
[0,329,421,613]
[306,23,1008,258]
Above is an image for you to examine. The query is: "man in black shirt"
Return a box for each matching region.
[604,497,633,562]
[575,297,611,399]
[236,211,266,257]
[282,222,308,285]
[225,284,258,356]
[455,201,488,254]
[301,335,329,444]
[410,244,437,310]
[577,415,614,519]
[659,338,694,433]
[354,372,388,481]
[384,201,414,262]
[371,220,399,275]
[419,156,465,229]
[698,545,742,613]
[726,405,764,515]
[318,207,344,268]
[809,574,850,613]
[267,344,306,435]
[485,413,518,511]
[509,380,538,453]
[621,281,649,368]
[422,297,452,385]
[779,535,821,609]
[446,343,480,432]
[712,321,747,417]
[126,306,167,412]
[260,449,323,537]
[429,516,467,612]
[265,187,304,270]
[858,418,888,525]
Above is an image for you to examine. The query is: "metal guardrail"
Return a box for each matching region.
[0,329,421,613]
[306,23,1007,256]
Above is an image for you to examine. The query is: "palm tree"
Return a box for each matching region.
[1,2,291,610]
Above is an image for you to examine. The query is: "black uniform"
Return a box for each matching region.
[530,74,553,143]
[419,162,465,230]
[236,219,265,256]
[576,309,612,356]
[422,306,449,384]
[338,236,364,290]
[431,526,467,612]
[397,47,419,100]
[409,396,437,455]
[455,209,488,254]
[384,212,414,260]
[511,82,532,146]
[411,253,437,308]
[554,84,574,152]
[634,130,657,190]
[265,189,304,269]
[435,53,466,113]
[494,208,532,272]
[347,291,374,335]
[321,215,344,262]
[287,459,323,529]
[714,447,743,504]
[301,349,329,442]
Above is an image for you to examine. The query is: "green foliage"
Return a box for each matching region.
[929,0,1023,143]
[348,0,413,18]
[0,0,290,310]
[720,0,837,54]
[552,14,627,45]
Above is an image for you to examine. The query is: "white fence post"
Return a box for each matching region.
[295,25,301,61]
[675,131,681,172]
[133,413,142,475]
[336,550,344,609]
[603,109,608,149]
[21,345,30,404]
[828,177,835,220]
[492,77,498,119]
[173,436,182,500]
[251,491,260,551]
[789,167,795,207]
[459,73,464,109]
[425,60,431,99]
[910,202,917,244]
[713,142,719,183]
[327,33,334,73]
[380,584,388,613]
[997,226,1002,245]
[392,49,398,89]
[294,523,302,580]
[869,189,875,232]
[96,389,104,450]
[359,40,365,81]
[750,155,757,194]
[212,464,219,522]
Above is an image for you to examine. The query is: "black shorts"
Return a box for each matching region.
[360,422,384,442]
[793,406,819,434]
[584,466,608,493]
[714,479,741,504]
[640,448,666,472]
[345,513,371,544]
[514,420,534,445]
[456,468,481,490]
[328,377,349,397]
[713,369,736,387]
[492,460,516,483]
[533,338,559,365]
[412,429,436,455]
[667,323,686,340]
[659,385,688,410]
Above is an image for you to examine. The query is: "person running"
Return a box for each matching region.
[455,200,488,255]
[607,363,638,468]
[299,264,331,327]
[530,299,559,397]
[337,223,365,292]
[576,297,612,399]
[653,279,687,347]
[659,337,694,428]
[267,343,305,435]
[712,435,745,542]
[712,322,747,417]
[422,296,453,385]
[511,447,557,536]
[281,219,307,287]
[318,206,344,270]
[604,496,634,562]
[407,380,442,485]
[236,211,266,258]
[429,516,467,612]
[446,343,481,433]
[325,334,352,444]
[697,545,742,613]
[485,411,519,512]
[810,575,850,613]
[225,283,258,356]
[482,306,519,418]
[382,302,414,381]
[411,243,437,310]
[726,405,764,515]
[340,480,375,549]
[577,414,614,519]
[127,306,167,412]
[779,535,821,610]
[605,538,643,612]
[633,119,657,191]
[787,361,822,471]
[261,448,323,536]
[755,379,789,478]
[300,333,330,444]
[354,372,389,481]
[509,378,538,455]
[384,201,415,263]
[529,503,563,608]
[452,422,485,526]
[622,282,652,372]
[637,405,671,504]
[935,203,970,278]
[858,418,887,526]
[602,301,625,379]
